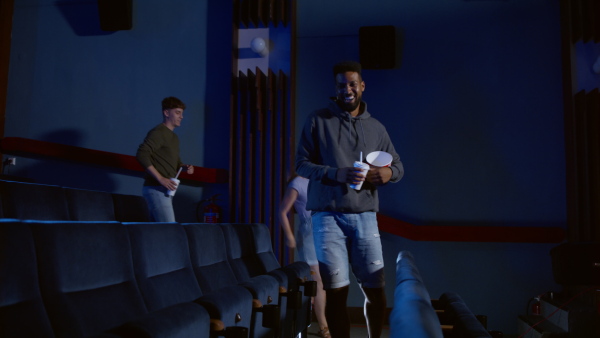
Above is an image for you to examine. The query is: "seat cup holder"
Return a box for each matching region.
[224,325,248,338]
[302,280,317,297]
[285,290,302,310]
[260,304,281,329]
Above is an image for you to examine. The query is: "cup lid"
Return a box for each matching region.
[366,151,392,167]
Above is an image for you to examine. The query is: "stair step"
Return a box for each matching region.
[517,314,567,338]
[539,296,568,331]
[540,293,600,335]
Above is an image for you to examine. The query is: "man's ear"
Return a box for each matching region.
[163,109,169,118]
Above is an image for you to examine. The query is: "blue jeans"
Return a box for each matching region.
[142,185,176,222]
[312,211,385,289]
[296,217,318,266]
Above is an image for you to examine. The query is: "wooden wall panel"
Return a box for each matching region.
[231,67,294,264]
[569,89,600,242]
[231,0,295,263]
[568,0,599,42]
[236,0,291,28]
[0,0,15,157]
[561,0,600,243]
[573,91,590,241]
[586,90,600,241]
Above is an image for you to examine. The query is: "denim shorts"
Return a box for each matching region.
[142,185,176,222]
[311,211,385,289]
[295,217,318,266]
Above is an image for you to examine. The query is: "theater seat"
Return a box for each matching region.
[247,223,314,337]
[439,292,492,338]
[125,222,252,336]
[390,251,442,338]
[0,180,69,220]
[185,223,281,338]
[0,219,54,337]
[28,220,210,337]
[112,193,151,222]
[65,187,116,221]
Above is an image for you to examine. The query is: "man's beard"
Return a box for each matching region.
[337,96,361,113]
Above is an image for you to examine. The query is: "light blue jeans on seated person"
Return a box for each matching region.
[312,211,385,290]
[142,185,176,222]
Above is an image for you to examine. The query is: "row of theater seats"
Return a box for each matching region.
[0,179,152,222]
[390,251,493,338]
[1,220,316,337]
[0,179,316,337]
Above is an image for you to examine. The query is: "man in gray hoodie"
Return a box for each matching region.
[296,61,404,338]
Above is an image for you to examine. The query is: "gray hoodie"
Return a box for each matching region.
[296,99,404,213]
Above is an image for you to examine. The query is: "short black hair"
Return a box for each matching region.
[162,96,186,110]
[333,61,362,78]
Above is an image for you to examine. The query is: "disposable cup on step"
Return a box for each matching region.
[349,161,369,190]
[167,178,180,196]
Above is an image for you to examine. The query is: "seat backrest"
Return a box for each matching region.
[391,251,443,338]
[219,223,265,283]
[112,193,151,222]
[183,223,256,328]
[125,222,203,312]
[395,251,426,285]
[0,180,69,220]
[183,223,240,294]
[0,219,54,337]
[439,292,492,338]
[29,221,148,337]
[248,223,282,273]
[65,188,116,221]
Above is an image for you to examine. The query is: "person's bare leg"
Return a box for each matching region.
[325,285,350,338]
[362,287,386,338]
[311,265,330,337]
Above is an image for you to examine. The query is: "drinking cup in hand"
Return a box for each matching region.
[167,178,180,196]
[349,162,369,190]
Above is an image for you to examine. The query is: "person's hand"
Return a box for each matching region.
[184,164,194,175]
[159,176,178,191]
[285,232,297,249]
[366,167,393,186]
[336,166,366,185]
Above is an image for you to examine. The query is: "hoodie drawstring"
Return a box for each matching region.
[341,117,366,149]
[359,119,366,147]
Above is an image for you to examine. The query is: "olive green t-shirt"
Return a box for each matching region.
[136,123,182,186]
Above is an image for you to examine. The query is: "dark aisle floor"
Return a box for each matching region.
[306,322,391,338]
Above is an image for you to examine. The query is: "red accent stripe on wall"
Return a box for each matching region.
[377,214,566,243]
[0,137,228,184]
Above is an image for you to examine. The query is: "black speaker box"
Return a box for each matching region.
[97,0,133,31]
[550,242,600,285]
[359,26,396,69]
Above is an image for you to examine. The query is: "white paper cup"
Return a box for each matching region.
[349,161,369,190]
[167,178,180,196]
[366,151,392,167]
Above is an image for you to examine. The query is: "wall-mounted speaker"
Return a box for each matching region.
[359,26,396,69]
[97,0,133,31]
